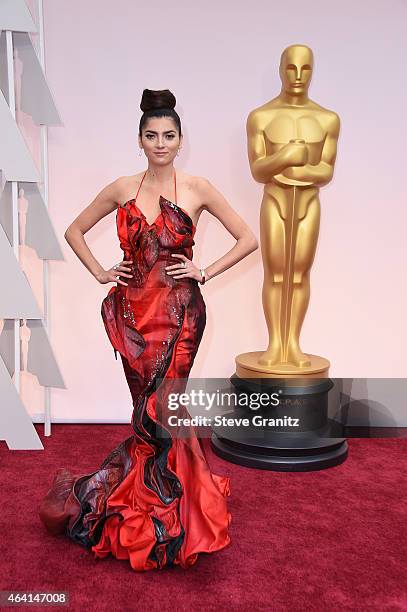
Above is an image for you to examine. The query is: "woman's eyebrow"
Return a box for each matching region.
[144,130,176,134]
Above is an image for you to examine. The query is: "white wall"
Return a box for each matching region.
[37,0,406,424]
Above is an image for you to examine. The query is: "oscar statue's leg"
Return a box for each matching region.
[286,271,311,367]
[259,276,283,365]
[258,196,285,366]
[286,196,320,367]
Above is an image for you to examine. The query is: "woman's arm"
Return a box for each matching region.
[195,177,258,282]
[64,177,133,286]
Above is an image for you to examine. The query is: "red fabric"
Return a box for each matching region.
[38,191,231,572]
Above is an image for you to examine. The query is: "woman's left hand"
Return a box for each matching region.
[165,254,201,282]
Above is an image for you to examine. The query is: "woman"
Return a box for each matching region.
[38,88,258,572]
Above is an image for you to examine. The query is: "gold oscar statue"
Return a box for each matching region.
[212,44,346,469]
[236,43,340,379]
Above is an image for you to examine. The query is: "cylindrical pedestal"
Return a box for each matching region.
[210,373,348,472]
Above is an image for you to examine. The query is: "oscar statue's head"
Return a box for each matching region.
[279,45,313,97]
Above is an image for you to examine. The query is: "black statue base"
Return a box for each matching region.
[210,375,348,472]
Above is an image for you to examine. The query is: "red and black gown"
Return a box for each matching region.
[38,171,231,571]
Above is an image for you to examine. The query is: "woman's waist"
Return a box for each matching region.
[128,262,200,289]
[114,274,203,296]
[124,245,192,261]
[131,246,194,270]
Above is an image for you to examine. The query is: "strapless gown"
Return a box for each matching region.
[38,195,231,571]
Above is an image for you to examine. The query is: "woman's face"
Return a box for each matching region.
[139,116,182,165]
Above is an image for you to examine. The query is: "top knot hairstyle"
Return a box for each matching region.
[139,89,182,136]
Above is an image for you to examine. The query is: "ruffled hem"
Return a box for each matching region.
[86,432,231,570]
[90,469,231,572]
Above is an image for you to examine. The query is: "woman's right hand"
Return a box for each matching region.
[96,259,133,286]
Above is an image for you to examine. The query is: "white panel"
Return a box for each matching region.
[0,0,37,33]
[0,179,12,242]
[0,318,15,376]
[20,182,64,259]
[0,355,43,450]
[13,31,62,126]
[0,30,8,102]
[26,319,65,388]
[0,88,39,181]
[0,222,42,318]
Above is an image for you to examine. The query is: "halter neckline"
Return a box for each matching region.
[120,169,196,231]
[132,169,177,225]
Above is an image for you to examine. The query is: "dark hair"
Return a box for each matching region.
[139,89,182,136]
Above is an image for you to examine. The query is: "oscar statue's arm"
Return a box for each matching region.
[246,111,294,183]
[282,113,340,187]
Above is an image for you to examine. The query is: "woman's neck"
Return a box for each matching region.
[146,163,175,184]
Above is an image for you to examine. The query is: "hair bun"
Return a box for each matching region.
[140,89,176,112]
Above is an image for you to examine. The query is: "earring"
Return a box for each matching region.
[139,148,143,156]
[177,148,181,156]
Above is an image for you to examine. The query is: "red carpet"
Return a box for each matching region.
[1,425,406,611]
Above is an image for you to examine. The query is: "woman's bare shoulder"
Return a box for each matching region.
[177,172,214,212]
[117,172,145,188]
[178,171,211,193]
[115,173,145,203]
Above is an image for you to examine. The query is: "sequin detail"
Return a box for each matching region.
[121,295,136,325]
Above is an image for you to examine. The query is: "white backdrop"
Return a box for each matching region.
[30,0,407,423]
